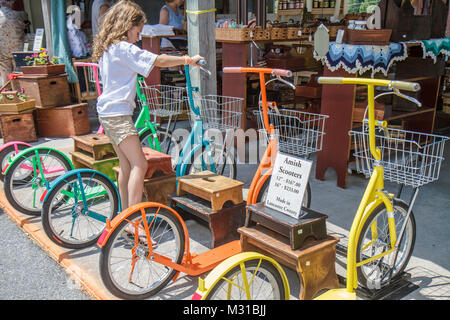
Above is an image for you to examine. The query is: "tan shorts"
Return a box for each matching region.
[99,115,138,146]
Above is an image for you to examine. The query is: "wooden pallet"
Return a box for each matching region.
[176,170,244,212]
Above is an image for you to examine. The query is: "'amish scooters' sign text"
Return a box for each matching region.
[264,153,312,219]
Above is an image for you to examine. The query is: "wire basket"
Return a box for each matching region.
[350,126,449,188]
[254,109,328,157]
[189,95,243,131]
[138,84,186,118]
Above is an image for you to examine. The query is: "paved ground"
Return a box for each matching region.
[0,126,449,300]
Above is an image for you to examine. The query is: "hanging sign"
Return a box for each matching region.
[33,28,44,52]
[264,152,313,219]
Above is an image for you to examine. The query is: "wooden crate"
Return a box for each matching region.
[239,225,340,300]
[0,91,36,114]
[286,27,302,40]
[0,111,37,143]
[21,64,66,77]
[18,73,72,108]
[35,103,91,137]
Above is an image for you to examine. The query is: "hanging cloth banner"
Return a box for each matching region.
[51,0,78,83]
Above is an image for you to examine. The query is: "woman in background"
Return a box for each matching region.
[159,0,187,49]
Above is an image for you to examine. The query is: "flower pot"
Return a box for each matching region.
[20,64,66,76]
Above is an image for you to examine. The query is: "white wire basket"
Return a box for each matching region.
[138,84,186,118]
[189,95,243,131]
[350,126,449,188]
[254,109,328,157]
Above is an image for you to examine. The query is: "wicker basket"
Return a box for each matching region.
[215,28,251,41]
[251,27,271,40]
[270,27,288,40]
[286,27,302,39]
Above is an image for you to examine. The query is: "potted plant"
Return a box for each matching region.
[21,48,65,76]
[0,87,36,114]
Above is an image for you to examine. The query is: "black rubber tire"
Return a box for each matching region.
[184,146,237,180]
[205,258,288,300]
[4,148,72,216]
[356,199,416,290]
[0,144,29,182]
[41,171,119,249]
[100,206,185,299]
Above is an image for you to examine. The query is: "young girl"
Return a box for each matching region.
[92,0,203,211]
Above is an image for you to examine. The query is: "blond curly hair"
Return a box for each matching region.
[92,0,147,62]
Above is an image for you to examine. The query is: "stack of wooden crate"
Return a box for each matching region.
[18,71,91,138]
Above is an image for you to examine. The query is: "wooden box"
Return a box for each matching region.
[72,133,116,160]
[239,225,340,300]
[0,111,37,143]
[20,64,66,77]
[246,202,328,250]
[35,103,91,137]
[0,91,36,114]
[143,173,176,205]
[176,170,244,212]
[18,73,72,108]
[345,29,392,46]
[70,150,119,181]
[141,147,174,179]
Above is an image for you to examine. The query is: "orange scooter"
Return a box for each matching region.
[96,67,295,300]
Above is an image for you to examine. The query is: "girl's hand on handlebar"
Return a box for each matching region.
[189,54,205,67]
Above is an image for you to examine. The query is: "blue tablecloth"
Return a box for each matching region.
[314,38,450,77]
[314,42,408,77]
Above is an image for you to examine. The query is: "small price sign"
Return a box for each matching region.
[264,152,312,219]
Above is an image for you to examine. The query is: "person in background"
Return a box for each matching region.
[92,0,202,214]
[0,0,27,86]
[159,0,187,49]
[91,0,114,38]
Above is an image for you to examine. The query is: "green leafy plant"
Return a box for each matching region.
[24,48,60,66]
[1,88,28,102]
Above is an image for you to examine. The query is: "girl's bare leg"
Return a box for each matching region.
[117,134,148,207]
[111,143,131,210]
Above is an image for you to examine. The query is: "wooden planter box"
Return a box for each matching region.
[345,29,392,46]
[21,64,66,76]
[35,103,91,137]
[18,73,72,108]
[0,111,37,143]
[0,91,36,114]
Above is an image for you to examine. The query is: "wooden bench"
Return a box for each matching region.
[239,224,340,300]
